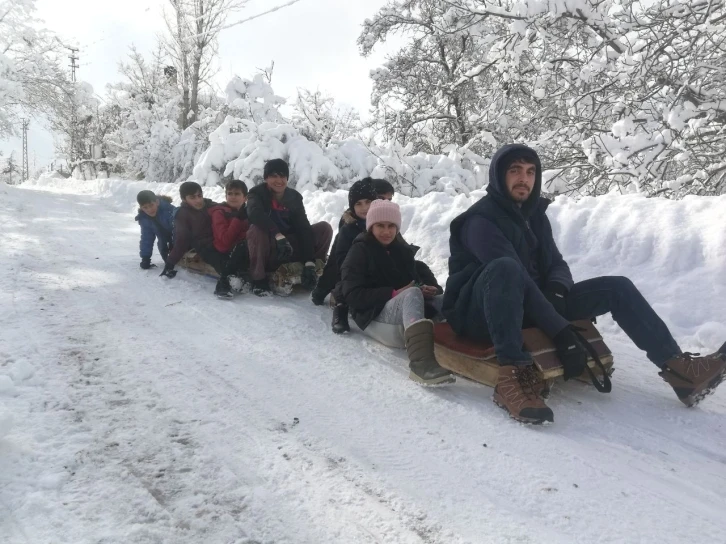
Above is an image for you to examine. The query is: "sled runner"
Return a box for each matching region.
[433,320,614,389]
[178,251,324,296]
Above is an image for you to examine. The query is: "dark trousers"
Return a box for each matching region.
[461,257,681,367]
[247,222,333,281]
[315,236,340,298]
[198,241,249,279]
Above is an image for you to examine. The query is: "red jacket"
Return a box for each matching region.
[208,204,249,253]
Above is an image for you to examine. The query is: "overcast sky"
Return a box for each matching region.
[2,0,393,167]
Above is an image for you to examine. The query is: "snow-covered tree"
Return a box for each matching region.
[358,1,502,156]
[48,81,120,163]
[365,0,726,197]
[0,152,21,184]
[162,0,253,128]
[292,88,361,146]
[0,0,72,137]
[103,46,185,182]
[191,74,487,195]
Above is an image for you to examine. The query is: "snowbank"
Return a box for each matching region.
[26,173,726,351]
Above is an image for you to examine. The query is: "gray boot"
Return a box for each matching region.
[404,319,455,386]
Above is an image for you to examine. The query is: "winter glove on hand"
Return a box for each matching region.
[275,236,294,262]
[301,262,317,291]
[544,282,568,317]
[553,326,588,381]
[140,257,156,270]
[159,265,177,279]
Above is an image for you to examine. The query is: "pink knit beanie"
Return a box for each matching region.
[366,199,402,231]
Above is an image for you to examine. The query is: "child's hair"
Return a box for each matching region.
[180,181,203,200]
[225,179,248,196]
[372,179,395,196]
[136,190,157,206]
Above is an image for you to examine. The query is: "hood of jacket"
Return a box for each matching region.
[486,143,542,220]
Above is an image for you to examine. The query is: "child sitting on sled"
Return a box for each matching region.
[339,200,454,386]
[206,180,251,298]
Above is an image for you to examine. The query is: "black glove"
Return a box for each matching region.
[301,262,317,290]
[140,257,156,270]
[553,326,588,381]
[275,236,294,262]
[544,282,568,317]
[159,266,177,279]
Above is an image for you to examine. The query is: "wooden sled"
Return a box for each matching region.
[434,320,614,389]
[178,251,325,296]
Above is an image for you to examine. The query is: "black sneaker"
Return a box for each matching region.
[214,277,233,300]
[332,304,350,334]
[252,278,272,297]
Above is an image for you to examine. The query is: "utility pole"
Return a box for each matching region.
[21,118,29,182]
[68,47,79,163]
[68,47,79,83]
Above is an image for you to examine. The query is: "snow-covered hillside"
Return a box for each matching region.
[1,178,725,543]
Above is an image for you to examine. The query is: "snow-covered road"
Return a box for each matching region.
[1,183,725,544]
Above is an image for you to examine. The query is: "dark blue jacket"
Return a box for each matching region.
[135,197,177,260]
[442,144,573,334]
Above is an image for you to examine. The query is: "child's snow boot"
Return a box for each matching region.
[214,276,234,300]
[331,304,350,334]
[404,319,455,386]
[493,365,554,424]
[659,350,726,406]
[251,278,272,297]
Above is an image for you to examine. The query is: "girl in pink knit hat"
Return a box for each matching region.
[339,199,455,386]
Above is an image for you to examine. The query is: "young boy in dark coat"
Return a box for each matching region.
[135,190,176,269]
[246,159,333,296]
[340,200,454,386]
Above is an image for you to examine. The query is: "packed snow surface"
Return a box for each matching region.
[2,176,725,543]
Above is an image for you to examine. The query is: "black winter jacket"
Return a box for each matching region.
[247,183,315,262]
[340,233,442,330]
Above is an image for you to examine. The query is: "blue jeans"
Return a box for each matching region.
[460,257,681,367]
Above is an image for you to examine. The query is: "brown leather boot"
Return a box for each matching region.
[660,350,726,407]
[493,365,554,424]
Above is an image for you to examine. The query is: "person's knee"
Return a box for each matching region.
[314,221,333,237]
[246,225,269,248]
[481,257,524,285]
[610,275,637,293]
[401,286,424,302]
[247,224,264,239]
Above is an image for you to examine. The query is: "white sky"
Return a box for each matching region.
[1,0,394,167]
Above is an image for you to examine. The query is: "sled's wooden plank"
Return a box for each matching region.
[434,344,500,386]
[177,251,325,293]
[433,321,614,388]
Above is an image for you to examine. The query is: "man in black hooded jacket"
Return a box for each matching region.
[443,144,726,424]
